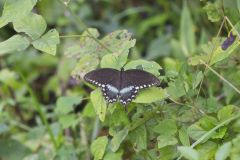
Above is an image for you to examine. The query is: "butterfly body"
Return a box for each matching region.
[84,68,160,105]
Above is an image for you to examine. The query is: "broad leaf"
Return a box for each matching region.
[101,53,128,70]
[0,0,37,28]
[32,29,60,55]
[124,59,162,76]
[133,88,167,104]
[55,96,83,115]
[0,139,31,160]
[71,54,99,80]
[153,119,177,135]
[13,12,47,40]
[0,35,30,55]
[91,136,108,160]
[157,135,178,148]
[129,125,147,152]
[110,127,129,152]
[90,89,107,121]
[203,2,221,22]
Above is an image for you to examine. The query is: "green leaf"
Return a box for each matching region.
[0,0,37,28]
[13,12,47,40]
[108,106,129,127]
[101,53,128,70]
[124,59,162,76]
[0,139,31,160]
[83,102,96,118]
[133,88,167,104]
[129,125,147,152]
[167,78,186,98]
[217,105,234,122]
[55,96,83,115]
[91,136,108,160]
[153,119,177,135]
[203,2,221,22]
[59,114,80,129]
[103,150,123,160]
[65,29,135,58]
[189,36,239,66]
[178,146,199,160]
[64,28,100,58]
[157,135,178,148]
[137,14,167,37]
[197,141,217,160]
[90,88,107,122]
[110,128,129,152]
[146,36,171,60]
[71,54,99,80]
[32,29,60,55]
[215,142,232,160]
[179,127,190,146]
[0,35,30,55]
[101,30,136,56]
[187,123,208,141]
[55,145,77,160]
[180,1,196,56]
[193,71,203,89]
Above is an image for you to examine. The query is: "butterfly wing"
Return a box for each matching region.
[84,68,120,103]
[119,69,160,104]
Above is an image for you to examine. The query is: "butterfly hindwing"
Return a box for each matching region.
[102,84,118,103]
[119,86,138,105]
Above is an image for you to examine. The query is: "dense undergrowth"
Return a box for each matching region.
[0,0,240,160]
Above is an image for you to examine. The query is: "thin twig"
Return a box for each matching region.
[195,17,226,102]
[201,60,240,95]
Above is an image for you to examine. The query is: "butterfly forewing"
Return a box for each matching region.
[84,68,120,103]
[122,69,160,88]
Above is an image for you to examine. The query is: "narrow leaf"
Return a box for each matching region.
[215,142,232,160]
[178,146,199,160]
[180,1,196,56]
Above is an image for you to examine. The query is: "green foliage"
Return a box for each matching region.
[1,0,240,160]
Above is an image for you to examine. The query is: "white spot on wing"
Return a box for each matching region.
[107,84,119,94]
[120,86,134,94]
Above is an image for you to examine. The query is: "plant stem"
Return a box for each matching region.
[20,73,58,150]
[201,60,240,95]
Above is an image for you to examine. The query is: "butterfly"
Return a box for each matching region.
[84,68,160,105]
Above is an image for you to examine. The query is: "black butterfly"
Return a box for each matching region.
[84,68,160,105]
